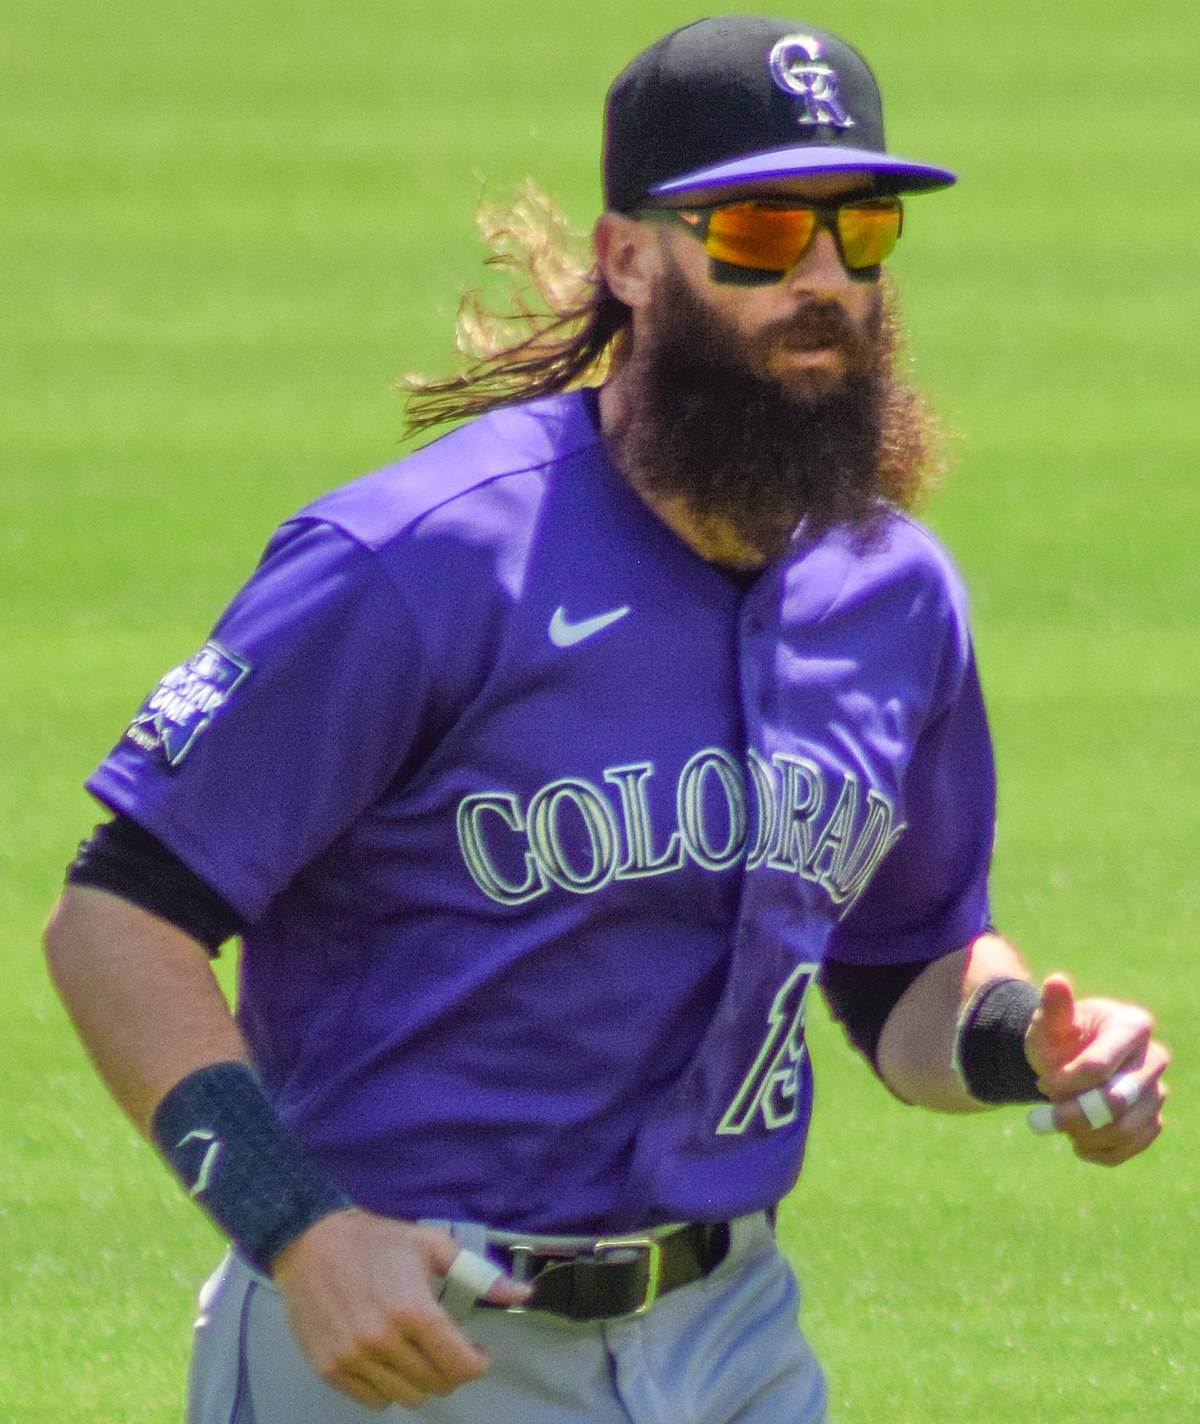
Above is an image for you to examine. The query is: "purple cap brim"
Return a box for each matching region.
[649,144,956,198]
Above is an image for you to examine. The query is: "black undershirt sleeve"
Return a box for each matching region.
[66,814,245,954]
[818,956,937,1073]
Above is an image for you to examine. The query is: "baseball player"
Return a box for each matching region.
[45,16,1168,1423]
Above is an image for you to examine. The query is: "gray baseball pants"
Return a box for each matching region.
[188,1213,829,1423]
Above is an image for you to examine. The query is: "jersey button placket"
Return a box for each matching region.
[738,601,769,716]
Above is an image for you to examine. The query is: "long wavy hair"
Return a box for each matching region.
[400,183,947,514]
[401,183,629,438]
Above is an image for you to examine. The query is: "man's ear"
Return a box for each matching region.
[593,212,662,310]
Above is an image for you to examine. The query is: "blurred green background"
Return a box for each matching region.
[2,2,1196,1419]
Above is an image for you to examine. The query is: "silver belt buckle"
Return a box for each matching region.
[592,1235,664,1315]
[503,1242,537,1314]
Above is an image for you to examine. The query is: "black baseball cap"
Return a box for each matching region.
[603,15,955,212]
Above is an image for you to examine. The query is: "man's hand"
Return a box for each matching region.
[271,1209,530,1411]
[1024,973,1169,1166]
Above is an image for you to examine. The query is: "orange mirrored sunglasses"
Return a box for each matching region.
[638,196,904,282]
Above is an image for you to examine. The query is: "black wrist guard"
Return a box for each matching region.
[151,1061,352,1273]
[953,978,1049,1104]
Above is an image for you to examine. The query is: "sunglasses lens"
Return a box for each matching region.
[837,201,903,269]
[662,198,904,278]
[703,204,816,272]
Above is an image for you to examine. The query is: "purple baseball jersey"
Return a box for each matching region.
[88,389,994,1233]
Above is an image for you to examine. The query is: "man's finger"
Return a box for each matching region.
[1029,973,1080,1054]
[329,1361,400,1411]
[407,1305,503,1383]
[444,1246,532,1308]
[1027,1068,1151,1136]
[1025,974,1090,1081]
[1059,1013,1153,1079]
[1078,1071,1141,1127]
[358,1335,460,1400]
[446,1248,505,1300]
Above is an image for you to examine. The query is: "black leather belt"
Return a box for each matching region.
[481,1221,731,1321]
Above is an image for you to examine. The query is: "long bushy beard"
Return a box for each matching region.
[607,263,896,556]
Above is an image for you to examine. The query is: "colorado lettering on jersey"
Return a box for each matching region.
[456,748,905,917]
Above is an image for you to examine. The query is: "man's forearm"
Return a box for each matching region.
[43,885,248,1134]
[874,933,1031,1111]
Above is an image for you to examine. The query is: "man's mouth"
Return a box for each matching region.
[780,308,853,350]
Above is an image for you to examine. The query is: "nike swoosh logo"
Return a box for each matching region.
[549,603,631,648]
[177,1129,223,1199]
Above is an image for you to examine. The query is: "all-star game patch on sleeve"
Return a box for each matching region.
[87,518,435,923]
[123,642,253,767]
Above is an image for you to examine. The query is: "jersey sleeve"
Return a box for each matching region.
[86,519,432,921]
[826,638,995,966]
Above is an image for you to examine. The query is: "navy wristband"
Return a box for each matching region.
[954,978,1049,1105]
[151,1061,352,1273]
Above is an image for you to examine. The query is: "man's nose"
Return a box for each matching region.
[782,226,855,292]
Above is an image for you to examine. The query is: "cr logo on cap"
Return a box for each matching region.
[768,35,855,130]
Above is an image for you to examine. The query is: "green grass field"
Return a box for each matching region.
[3,1,1196,1419]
